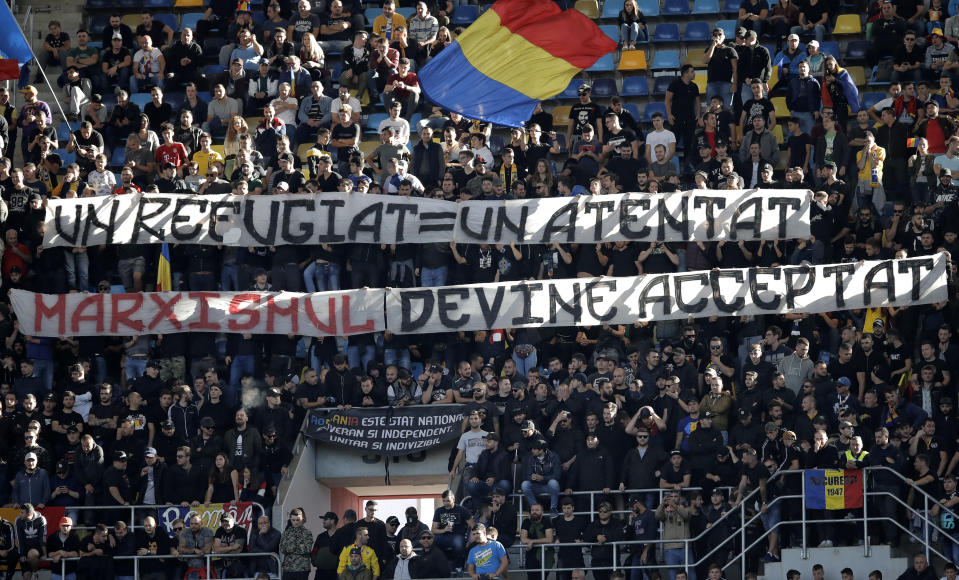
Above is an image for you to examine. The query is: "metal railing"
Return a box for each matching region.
[517,466,959,579]
[56,551,283,579]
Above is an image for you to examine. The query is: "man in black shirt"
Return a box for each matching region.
[567,84,602,145]
[666,65,701,170]
[705,28,738,108]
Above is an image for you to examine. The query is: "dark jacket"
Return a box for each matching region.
[620,445,666,490]
[413,546,449,578]
[566,445,615,491]
[522,449,562,483]
[475,446,511,485]
[411,140,445,188]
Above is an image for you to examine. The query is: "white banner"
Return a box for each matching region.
[42,190,811,247]
[9,289,386,337]
[386,255,950,334]
[10,256,948,336]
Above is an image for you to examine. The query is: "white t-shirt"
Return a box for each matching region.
[646,129,677,159]
[457,429,488,464]
[379,116,410,144]
[270,96,299,126]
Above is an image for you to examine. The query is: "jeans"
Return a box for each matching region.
[52,573,77,580]
[130,73,163,93]
[706,81,733,108]
[944,534,959,568]
[34,358,54,392]
[790,24,825,43]
[521,479,561,512]
[432,530,466,561]
[791,111,814,135]
[125,357,147,381]
[318,39,352,54]
[348,344,375,370]
[663,547,696,580]
[384,348,411,371]
[64,251,89,291]
[230,353,256,389]
[420,265,448,287]
[221,262,239,291]
[620,22,648,44]
[304,261,341,292]
[512,347,538,377]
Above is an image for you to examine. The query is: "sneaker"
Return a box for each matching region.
[764,552,780,562]
[818,540,833,547]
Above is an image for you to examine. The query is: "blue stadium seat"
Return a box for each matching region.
[600,24,619,43]
[587,53,615,72]
[692,0,719,13]
[845,40,869,62]
[684,21,711,41]
[397,6,415,19]
[58,122,78,139]
[591,77,618,97]
[652,75,675,94]
[85,0,112,9]
[650,49,680,70]
[653,22,680,42]
[867,65,890,86]
[87,41,103,51]
[409,361,424,378]
[364,8,381,27]
[180,13,204,32]
[252,11,266,27]
[950,0,959,15]
[623,103,641,122]
[860,92,885,110]
[489,134,506,156]
[638,0,660,17]
[409,113,422,131]
[663,0,690,14]
[365,113,388,133]
[55,149,76,167]
[451,5,480,25]
[715,19,737,39]
[164,91,185,111]
[130,93,152,109]
[557,79,587,99]
[643,102,667,122]
[602,0,626,18]
[110,147,126,168]
[154,13,178,32]
[204,64,225,78]
[721,0,741,13]
[117,0,140,8]
[621,75,649,96]
[89,15,110,33]
[819,41,840,58]
[145,0,175,7]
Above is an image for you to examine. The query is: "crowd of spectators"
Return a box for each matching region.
[1,0,959,577]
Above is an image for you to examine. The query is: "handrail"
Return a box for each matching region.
[57,550,283,580]
[520,465,959,578]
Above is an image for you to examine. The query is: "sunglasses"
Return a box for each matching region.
[174,527,184,531]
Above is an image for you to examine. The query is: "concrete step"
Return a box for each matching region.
[759,544,909,580]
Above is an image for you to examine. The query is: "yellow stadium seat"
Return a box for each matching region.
[617,50,647,71]
[833,14,862,35]
[685,49,707,68]
[301,168,312,181]
[552,105,572,127]
[773,123,785,145]
[574,0,600,18]
[771,96,790,118]
[693,71,707,94]
[122,14,141,30]
[768,66,779,89]
[245,116,264,128]
[359,140,380,157]
[847,65,866,87]
[212,144,225,157]
[175,0,204,7]
[297,143,314,161]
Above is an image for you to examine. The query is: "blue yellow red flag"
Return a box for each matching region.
[157,243,172,292]
[0,1,32,67]
[419,0,617,127]
[804,469,864,510]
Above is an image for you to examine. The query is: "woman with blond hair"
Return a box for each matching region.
[619,0,647,49]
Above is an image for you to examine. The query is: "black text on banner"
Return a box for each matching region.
[42,190,811,247]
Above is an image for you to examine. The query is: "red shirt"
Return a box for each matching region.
[2,243,28,279]
[926,118,947,154]
[386,72,418,99]
[112,183,142,195]
[154,142,189,167]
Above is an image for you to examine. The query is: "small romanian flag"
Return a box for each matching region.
[157,243,172,292]
[805,469,864,510]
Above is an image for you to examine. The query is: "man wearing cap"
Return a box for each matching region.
[213,511,246,577]
[311,512,341,580]
[46,516,79,580]
[12,452,50,509]
[102,450,132,509]
[520,439,562,516]
[135,447,166,505]
[786,59,821,135]
[337,526,381,579]
[705,28,738,108]
[567,84,603,146]
[15,504,45,580]
[468,433,511,507]
[735,30,771,110]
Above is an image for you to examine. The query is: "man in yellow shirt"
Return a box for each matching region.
[373,0,407,41]
[192,132,224,176]
[337,526,381,580]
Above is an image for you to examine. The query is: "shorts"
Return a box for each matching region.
[760,500,782,531]
[118,256,146,288]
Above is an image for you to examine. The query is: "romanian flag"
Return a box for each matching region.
[419,0,616,127]
[157,243,172,292]
[0,1,33,68]
[805,469,864,510]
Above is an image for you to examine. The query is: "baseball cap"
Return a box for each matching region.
[577,84,591,94]
[59,517,73,526]
[807,39,819,49]
[703,411,716,419]
[277,152,294,163]
[144,447,157,458]
[19,85,37,95]
[161,420,174,429]
[222,513,235,523]
[492,487,508,496]
[787,33,799,41]
[837,377,852,387]
[113,450,128,461]
[521,420,536,431]
[813,415,827,424]
[323,511,339,521]
[267,388,282,397]
[761,162,773,172]
[386,516,400,526]
[738,408,751,418]
[529,439,547,450]
[56,461,68,472]
[736,26,747,38]
[669,449,682,457]
[943,397,955,406]
[943,168,953,177]
[200,416,216,428]
[747,30,758,39]
[484,432,500,441]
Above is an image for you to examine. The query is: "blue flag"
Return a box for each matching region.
[0,2,32,66]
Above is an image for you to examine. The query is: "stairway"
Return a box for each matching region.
[759,544,910,579]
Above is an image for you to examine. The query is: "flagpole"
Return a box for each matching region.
[7,3,72,142]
